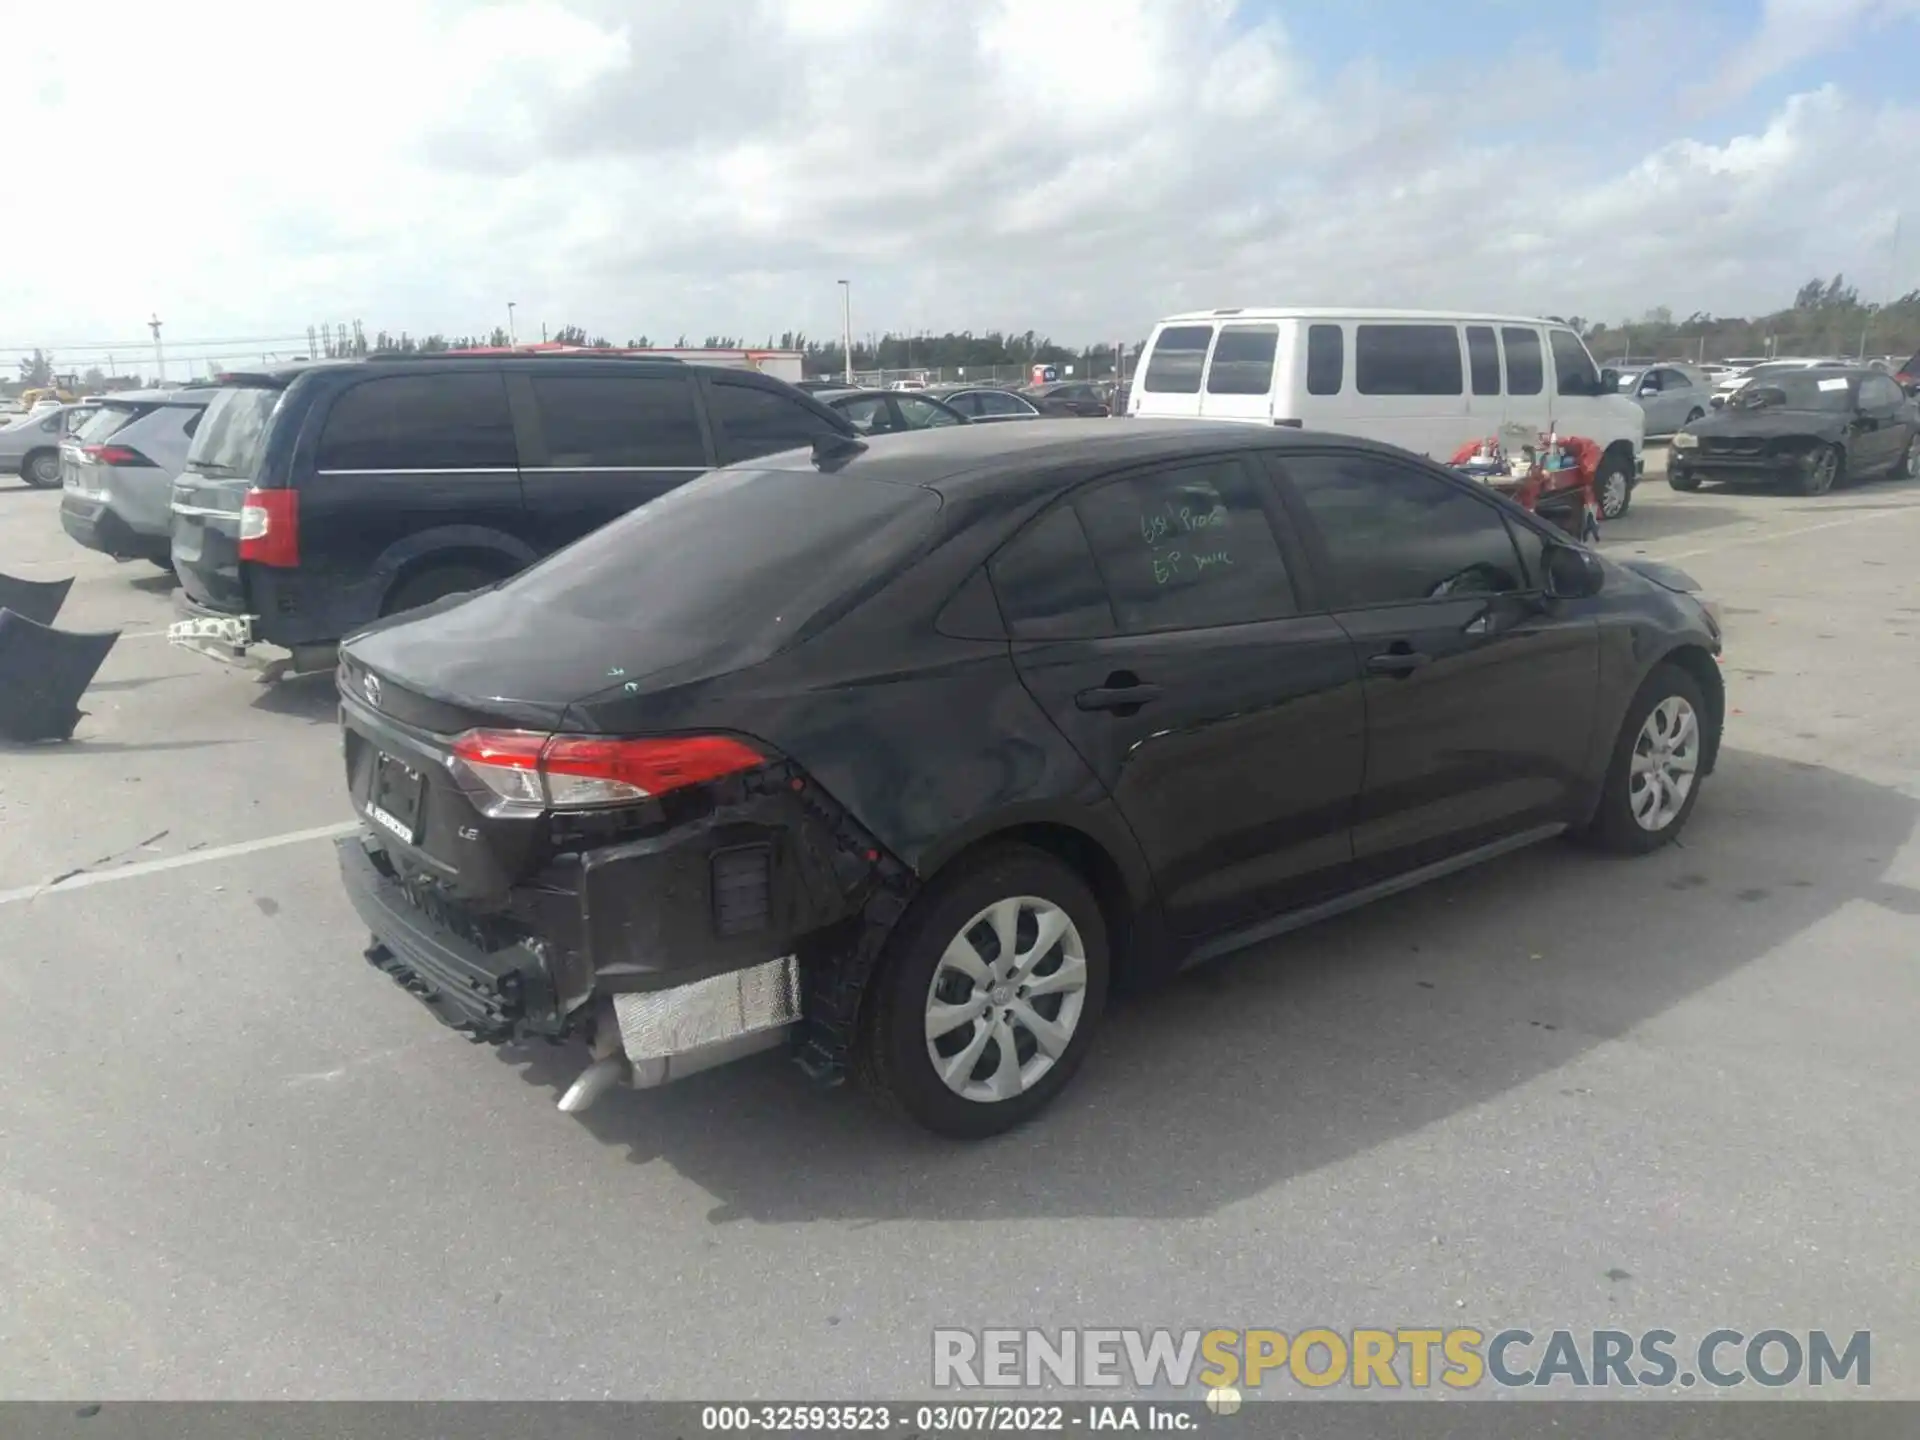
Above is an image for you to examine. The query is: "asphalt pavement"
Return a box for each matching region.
[1,452,1917,1401]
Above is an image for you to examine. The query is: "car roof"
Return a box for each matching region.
[749,417,1390,500]
[1155,306,1577,326]
[99,386,220,405]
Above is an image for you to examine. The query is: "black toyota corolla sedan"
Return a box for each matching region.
[333,421,1725,1138]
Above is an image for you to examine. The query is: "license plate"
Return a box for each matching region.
[366,753,426,845]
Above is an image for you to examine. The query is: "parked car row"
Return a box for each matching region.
[7,307,1743,1138]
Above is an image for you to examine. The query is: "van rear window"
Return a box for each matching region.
[187,386,282,477]
[1142,326,1214,393]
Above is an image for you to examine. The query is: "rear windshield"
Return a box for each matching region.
[74,404,149,442]
[502,465,943,667]
[187,385,283,477]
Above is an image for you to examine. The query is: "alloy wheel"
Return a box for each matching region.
[1599,467,1630,519]
[1808,448,1839,494]
[27,452,60,487]
[1629,696,1700,832]
[923,895,1089,1104]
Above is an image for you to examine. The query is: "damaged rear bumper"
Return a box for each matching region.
[335,753,914,1106]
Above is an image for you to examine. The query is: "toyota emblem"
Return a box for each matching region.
[363,673,381,708]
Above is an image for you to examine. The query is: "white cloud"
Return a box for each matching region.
[0,0,1913,375]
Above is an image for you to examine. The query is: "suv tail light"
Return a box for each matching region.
[450,730,765,809]
[238,487,299,567]
[82,444,153,466]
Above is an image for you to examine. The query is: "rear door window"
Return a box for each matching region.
[1206,326,1279,395]
[1501,328,1544,395]
[1355,325,1464,395]
[706,379,845,464]
[528,372,707,467]
[1306,324,1344,396]
[317,373,517,471]
[895,395,962,429]
[1142,325,1214,393]
[1072,458,1298,633]
[989,504,1115,640]
[1466,326,1500,396]
[975,391,1035,417]
[187,386,282,476]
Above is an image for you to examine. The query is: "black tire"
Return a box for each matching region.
[1685,407,1704,425]
[1596,455,1633,519]
[21,448,61,489]
[381,562,504,617]
[856,844,1109,1139]
[1584,663,1710,855]
[1668,466,1701,492]
[1795,444,1843,496]
[1895,432,1918,481]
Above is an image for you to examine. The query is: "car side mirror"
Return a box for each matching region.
[1544,545,1604,600]
[1709,394,1725,409]
[1598,368,1620,394]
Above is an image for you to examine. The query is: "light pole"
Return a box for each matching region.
[838,279,854,383]
[507,302,518,346]
[148,313,165,381]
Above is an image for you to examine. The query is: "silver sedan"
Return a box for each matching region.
[0,403,100,487]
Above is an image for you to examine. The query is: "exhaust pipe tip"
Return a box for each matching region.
[557,1053,630,1114]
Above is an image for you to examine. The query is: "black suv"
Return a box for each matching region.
[166,354,856,675]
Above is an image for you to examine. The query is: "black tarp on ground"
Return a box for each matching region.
[0,571,73,628]
[0,609,119,742]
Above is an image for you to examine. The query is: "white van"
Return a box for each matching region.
[1129,308,1648,518]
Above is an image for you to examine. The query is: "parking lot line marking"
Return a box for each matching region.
[1643,500,1920,562]
[0,821,359,909]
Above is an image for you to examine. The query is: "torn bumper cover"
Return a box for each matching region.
[335,762,914,1105]
[0,610,119,742]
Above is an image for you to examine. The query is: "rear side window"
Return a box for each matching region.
[1073,458,1298,633]
[1281,451,1525,608]
[529,373,706,467]
[1306,324,1343,395]
[1142,326,1214,393]
[1466,326,1500,396]
[1206,326,1279,396]
[1549,329,1600,396]
[1356,325,1463,396]
[1501,328,1544,395]
[895,395,962,429]
[706,379,844,464]
[989,504,1115,640]
[317,373,517,471]
[188,386,282,476]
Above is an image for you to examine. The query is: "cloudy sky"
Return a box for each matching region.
[2,0,1915,373]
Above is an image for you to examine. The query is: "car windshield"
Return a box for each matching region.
[187,385,282,475]
[1731,374,1853,411]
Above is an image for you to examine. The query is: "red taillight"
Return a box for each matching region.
[238,487,299,567]
[449,730,765,809]
[82,444,152,466]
